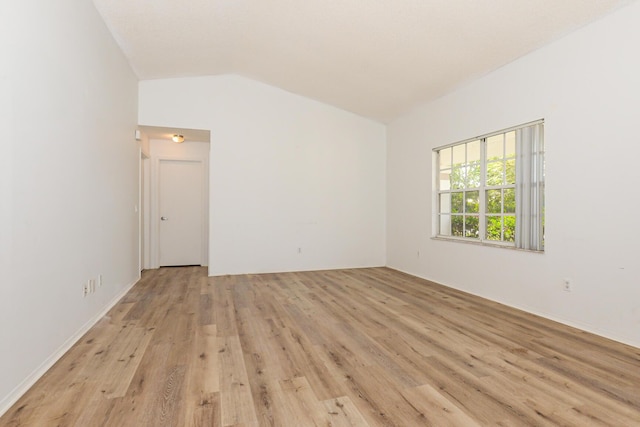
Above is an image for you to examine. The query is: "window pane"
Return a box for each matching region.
[467,140,481,163]
[439,215,451,236]
[505,132,516,158]
[487,135,503,160]
[435,122,543,249]
[439,193,451,214]
[486,161,503,186]
[439,169,451,190]
[451,192,463,213]
[486,216,502,241]
[452,144,465,166]
[486,189,502,213]
[505,159,516,184]
[439,147,452,169]
[467,163,481,188]
[504,215,516,242]
[452,216,464,236]
[465,191,479,213]
[465,216,479,238]
[504,188,515,213]
[451,167,465,189]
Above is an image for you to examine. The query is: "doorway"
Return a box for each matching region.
[158,159,204,266]
[143,131,210,269]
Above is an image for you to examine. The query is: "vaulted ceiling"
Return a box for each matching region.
[92,0,634,122]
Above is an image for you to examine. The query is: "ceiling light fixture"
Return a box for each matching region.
[172,134,184,143]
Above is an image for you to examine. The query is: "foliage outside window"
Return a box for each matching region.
[435,121,544,251]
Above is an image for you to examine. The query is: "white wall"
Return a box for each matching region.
[387,2,640,348]
[0,0,139,413]
[139,76,386,275]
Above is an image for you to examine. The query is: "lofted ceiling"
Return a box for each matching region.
[92,0,635,123]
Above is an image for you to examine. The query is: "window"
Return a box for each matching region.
[435,121,544,251]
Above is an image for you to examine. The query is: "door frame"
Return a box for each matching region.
[150,155,209,268]
[139,150,150,272]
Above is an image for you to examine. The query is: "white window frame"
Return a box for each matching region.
[433,120,544,252]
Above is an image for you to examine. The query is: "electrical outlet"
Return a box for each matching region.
[83,282,89,297]
[563,279,572,292]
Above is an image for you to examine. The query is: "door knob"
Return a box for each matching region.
[161,216,168,221]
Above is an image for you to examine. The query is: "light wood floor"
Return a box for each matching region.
[2,267,640,426]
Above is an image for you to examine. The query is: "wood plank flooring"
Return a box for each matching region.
[2,266,640,426]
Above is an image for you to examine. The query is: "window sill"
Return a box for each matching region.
[431,236,544,253]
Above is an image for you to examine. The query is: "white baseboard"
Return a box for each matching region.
[0,275,141,418]
[386,266,640,350]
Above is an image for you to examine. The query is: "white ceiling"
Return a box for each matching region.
[93,0,635,123]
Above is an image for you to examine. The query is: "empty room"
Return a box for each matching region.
[2,0,639,426]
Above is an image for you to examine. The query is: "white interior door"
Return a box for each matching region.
[158,159,203,266]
